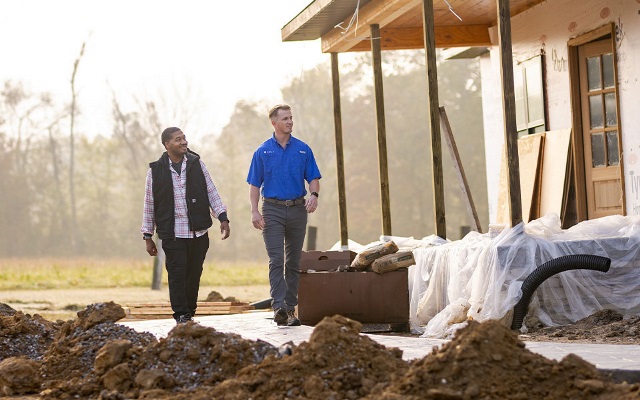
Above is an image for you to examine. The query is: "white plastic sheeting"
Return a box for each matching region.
[410,213,640,338]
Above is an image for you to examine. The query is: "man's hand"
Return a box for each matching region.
[305,195,318,213]
[252,210,265,230]
[220,221,230,240]
[145,239,158,256]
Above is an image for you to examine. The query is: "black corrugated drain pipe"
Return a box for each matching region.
[510,254,611,330]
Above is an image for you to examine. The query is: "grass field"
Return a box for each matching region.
[0,257,269,290]
[0,258,271,321]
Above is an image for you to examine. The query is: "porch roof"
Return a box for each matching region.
[282,0,545,52]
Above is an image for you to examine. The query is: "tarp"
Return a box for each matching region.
[337,213,640,339]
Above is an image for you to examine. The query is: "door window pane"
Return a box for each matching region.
[607,131,619,166]
[587,56,602,91]
[602,53,615,89]
[591,133,605,167]
[605,92,617,127]
[589,95,604,129]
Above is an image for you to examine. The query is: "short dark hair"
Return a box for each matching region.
[161,127,182,146]
[268,104,291,121]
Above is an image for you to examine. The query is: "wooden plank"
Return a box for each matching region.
[125,307,252,315]
[422,0,446,239]
[496,145,510,226]
[517,133,544,222]
[347,25,492,51]
[331,52,349,248]
[371,24,392,236]
[281,0,335,41]
[497,0,522,227]
[439,106,482,233]
[126,302,251,307]
[125,305,253,312]
[539,129,572,218]
[123,301,255,320]
[321,0,421,53]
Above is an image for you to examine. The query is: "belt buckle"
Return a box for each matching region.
[284,200,293,207]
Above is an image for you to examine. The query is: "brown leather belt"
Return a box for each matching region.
[263,197,305,206]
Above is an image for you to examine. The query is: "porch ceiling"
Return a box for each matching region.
[282,0,546,52]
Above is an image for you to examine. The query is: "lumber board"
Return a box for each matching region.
[539,128,572,218]
[126,302,250,307]
[518,133,544,222]
[122,301,255,320]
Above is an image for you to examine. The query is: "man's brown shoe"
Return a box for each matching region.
[286,309,300,326]
[274,308,288,326]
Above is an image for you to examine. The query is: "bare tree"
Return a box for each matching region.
[68,42,86,250]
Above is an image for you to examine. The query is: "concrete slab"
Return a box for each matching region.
[122,310,640,372]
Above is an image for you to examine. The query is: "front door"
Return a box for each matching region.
[577,38,624,219]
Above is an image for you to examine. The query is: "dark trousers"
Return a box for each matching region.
[162,233,209,320]
[262,202,307,311]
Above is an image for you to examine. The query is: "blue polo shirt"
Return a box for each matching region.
[247,134,321,200]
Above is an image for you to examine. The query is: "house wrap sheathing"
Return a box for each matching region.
[482,0,640,223]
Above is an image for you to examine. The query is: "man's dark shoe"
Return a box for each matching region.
[274,308,287,326]
[286,309,301,326]
[176,313,193,324]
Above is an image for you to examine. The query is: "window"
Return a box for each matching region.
[515,55,546,137]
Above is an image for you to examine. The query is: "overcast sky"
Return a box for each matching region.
[0,0,330,138]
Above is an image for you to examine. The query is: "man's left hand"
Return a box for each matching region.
[305,196,318,213]
[220,221,230,240]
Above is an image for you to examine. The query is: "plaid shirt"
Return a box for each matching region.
[141,156,227,238]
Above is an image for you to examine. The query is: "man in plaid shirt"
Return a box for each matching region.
[141,127,230,324]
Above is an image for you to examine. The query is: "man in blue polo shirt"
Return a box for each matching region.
[247,104,321,326]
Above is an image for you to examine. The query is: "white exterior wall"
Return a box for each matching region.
[482,0,640,222]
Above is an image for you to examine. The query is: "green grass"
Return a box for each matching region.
[0,258,268,290]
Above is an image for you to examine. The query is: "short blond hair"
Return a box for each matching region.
[268,104,291,121]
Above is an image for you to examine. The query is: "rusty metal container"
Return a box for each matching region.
[298,250,410,329]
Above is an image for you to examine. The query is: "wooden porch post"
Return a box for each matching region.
[497,0,523,226]
[330,52,349,248]
[370,24,392,236]
[421,0,446,239]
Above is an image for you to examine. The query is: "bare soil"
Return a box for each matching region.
[1,303,639,399]
[520,309,640,345]
[0,288,639,399]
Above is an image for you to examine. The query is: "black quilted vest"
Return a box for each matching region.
[149,150,212,240]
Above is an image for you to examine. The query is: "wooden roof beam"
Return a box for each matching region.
[321,0,422,53]
[331,25,491,52]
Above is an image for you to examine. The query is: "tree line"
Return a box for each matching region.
[0,49,487,260]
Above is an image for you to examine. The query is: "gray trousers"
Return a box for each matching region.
[262,201,307,311]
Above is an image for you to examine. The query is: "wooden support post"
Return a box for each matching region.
[370,24,392,236]
[306,225,318,251]
[331,52,349,248]
[421,0,446,239]
[439,106,482,233]
[151,238,164,290]
[497,0,523,226]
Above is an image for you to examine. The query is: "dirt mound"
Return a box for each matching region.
[523,309,640,344]
[372,319,639,400]
[0,302,639,399]
[201,315,408,399]
[204,291,237,303]
[0,307,62,361]
[128,322,280,394]
[38,302,157,398]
